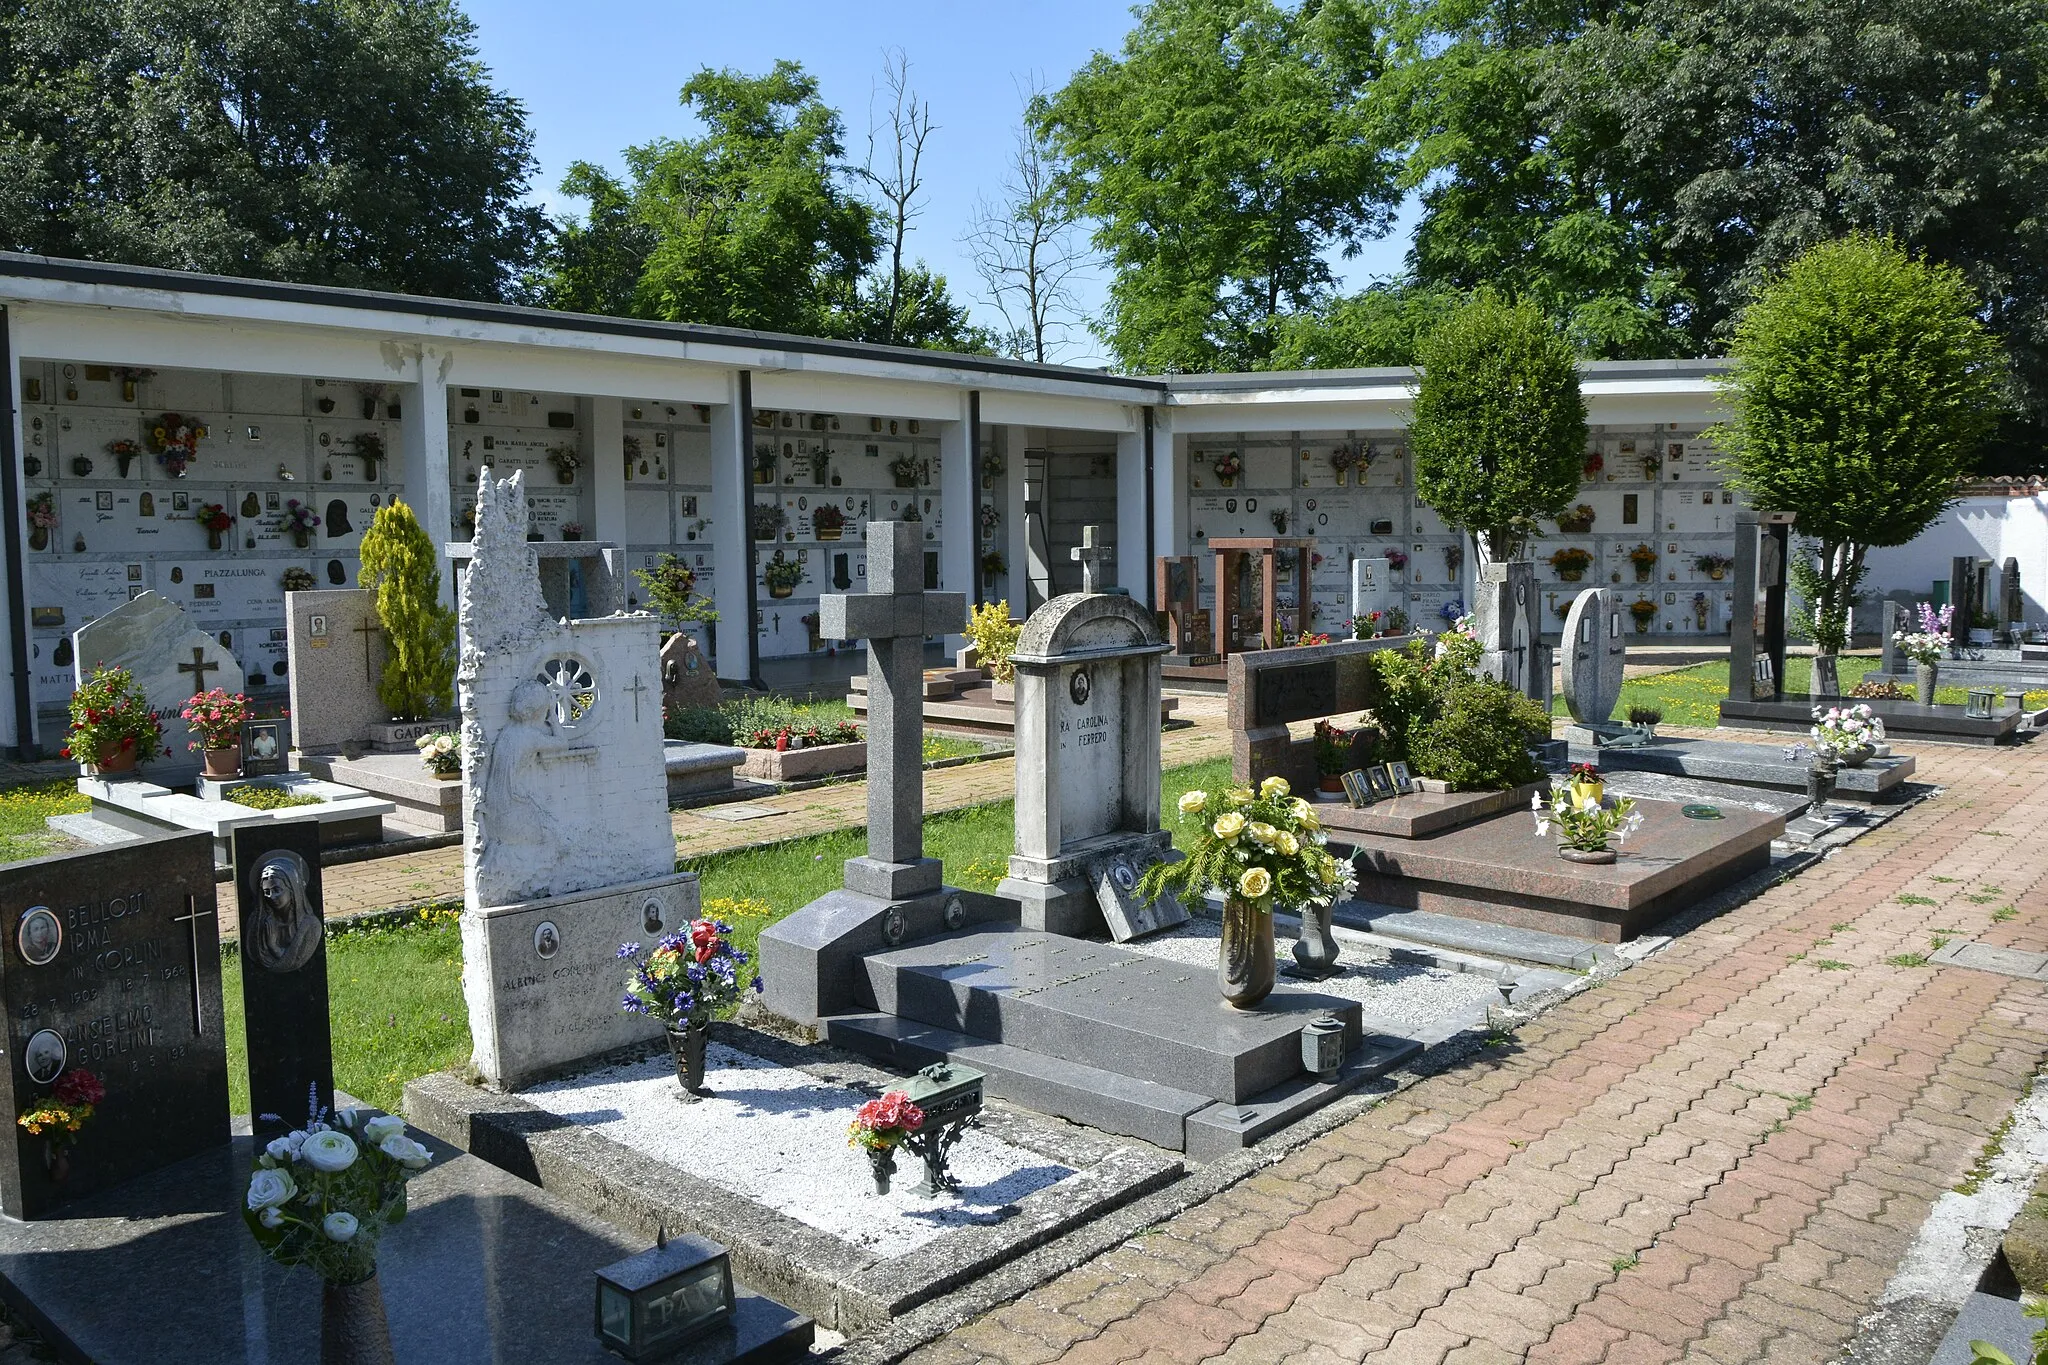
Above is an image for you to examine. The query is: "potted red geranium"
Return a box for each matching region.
[64,666,166,776]
[847,1092,925,1195]
[182,689,254,779]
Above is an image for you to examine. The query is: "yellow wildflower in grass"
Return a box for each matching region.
[1238,866,1273,899]
[1212,812,1247,841]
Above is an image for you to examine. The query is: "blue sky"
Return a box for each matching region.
[463,0,1416,366]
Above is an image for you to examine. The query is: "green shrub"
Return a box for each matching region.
[357,500,456,720]
[1367,632,1481,764]
[1408,679,1547,791]
[664,706,733,745]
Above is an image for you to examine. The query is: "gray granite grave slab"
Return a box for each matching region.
[1927,941,2048,980]
[858,927,1364,1103]
[1331,906,1604,971]
[72,591,244,786]
[1575,736,1916,800]
[295,750,464,832]
[759,887,1018,1028]
[285,588,386,754]
[666,739,748,797]
[0,1123,812,1364]
[1718,696,2023,745]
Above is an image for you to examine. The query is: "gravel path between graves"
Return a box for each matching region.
[522,1043,1076,1259]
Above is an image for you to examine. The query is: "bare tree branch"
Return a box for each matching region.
[855,48,934,348]
[961,81,1092,364]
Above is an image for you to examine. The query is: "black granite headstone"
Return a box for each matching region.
[0,831,229,1219]
[232,821,334,1132]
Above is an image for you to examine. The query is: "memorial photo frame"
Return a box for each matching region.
[16,907,61,967]
[1367,766,1397,800]
[240,719,287,778]
[1386,761,1415,795]
[1340,769,1375,807]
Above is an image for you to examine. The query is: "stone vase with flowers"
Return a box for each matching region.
[243,1093,434,1365]
[1140,777,1355,1008]
[17,1067,103,1184]
[1810,703,1884,767]
[619,916,761,1099]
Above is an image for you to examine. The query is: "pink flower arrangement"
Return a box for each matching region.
[1384,548,1409,570]
[181,689,253,751]
[847,1092,926,1152]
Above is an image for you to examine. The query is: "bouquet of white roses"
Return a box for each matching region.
[1810,703,1884,755]
[244,1091,431,1284]
[1139,776,1355,913]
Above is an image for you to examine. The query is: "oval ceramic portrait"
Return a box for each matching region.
[23,1028,65,1085]
[16,907,60,966]
[534,921,561,960]
[1069,669,1092,706]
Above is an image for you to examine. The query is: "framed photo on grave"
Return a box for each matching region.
[1386,761,1415,795]
[1340,769,1375,807]
[1366,766,1397,800]
[241,719,287,777]
[0,831,229,1219]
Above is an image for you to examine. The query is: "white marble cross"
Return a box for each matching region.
[820,522,966,899]
[1071,524,1114,594]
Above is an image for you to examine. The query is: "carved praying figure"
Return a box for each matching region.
[472,678,568,904]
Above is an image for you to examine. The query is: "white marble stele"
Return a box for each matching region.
[1560,586,1628,744]
[71,591,245,788]
[456,468,698,1090]
[997,591,1184,939]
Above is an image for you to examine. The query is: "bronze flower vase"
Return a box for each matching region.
[868,1145,896,1195]
[666,1022,708,1100]
[321,1272,395,1365]
[1219,896,1276,1009]
[1289,901,1341,979]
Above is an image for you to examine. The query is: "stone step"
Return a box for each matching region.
[1332,904,1607,970]
[857,927,1363,1105]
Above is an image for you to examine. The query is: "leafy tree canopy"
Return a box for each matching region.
[1035,0,1402,373]
[1408,291,1589,560]
[1262,278,1467,370]
[0,0,544,300]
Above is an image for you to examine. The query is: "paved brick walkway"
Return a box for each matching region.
[910,738,2048,1364]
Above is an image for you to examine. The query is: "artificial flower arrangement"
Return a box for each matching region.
[1439,599,1468,627]
[1139,777,1355,914]
[762,554,804,594]
[63,666,166,769]
[1293,629,1332,646]
[244,1092,432,1287]
[752,503,789,541]
[1557,502,1596,532]
[1694,552,1734,578]
[26,491,55,541]
[1629,598,1659,630]
[752,445,779,481]
[1329,444,1360,479]
[1349,610,1384,640]
[1583,450,1604,477]
[547,443,582,480]
[618,917,760,1032]
[1549,547,1594,579]
[354,432,385,478]
[147,413,207,476]
[415,731,461,777]
[1627,543,1659,576]
[1893,602,1952,665]
[848,1090,926,1193]
[284,499,321,537]
[812,504,846,538]
[196,501,235,549]
[281,566,318,593]
[107,437,142,477]
[18,1068,103,1149]
[181,689,253,752]
[1810,703,1884,757]
[888,454,923,486]
[1211,451,1243,485]
[560,522,584,541]
[978,503,1000,536]
[1383,548,1410,571]
[1534,783,1642,856]
[980,550,1007,577]
[1312,720,1354,782]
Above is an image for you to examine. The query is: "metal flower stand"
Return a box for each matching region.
[901,1062,985,1195]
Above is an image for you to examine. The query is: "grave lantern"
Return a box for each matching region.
[1965,688,1997,719]
[1300,1013,1347,1079]
[594,1230,734,1361]
[902,1061,985,1193]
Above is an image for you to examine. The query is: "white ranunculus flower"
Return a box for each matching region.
[1178,790,1208,815]
[323,1211,359,1242]
[301,1130,359,1173]
[379,1134,432,1170]
[247,1168,297,1211]
[259,1206,284,1229]
[361,1115,406,1144]
[264,1135,296,1164]
[1259,776,1290,798]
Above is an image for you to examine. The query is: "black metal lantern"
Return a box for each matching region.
[1300,1013,1346,1079]
[594,1230,734,1361]
[901,1061,984,1193]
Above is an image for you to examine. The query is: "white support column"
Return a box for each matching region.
[938,394,974,648]
[1116,418,1148,598]
[587,396,626,547]
[708,374,752,683]
[1154,415,1189,561]
[1000,426,1027,614]
[2,324,29,755]
[398,355,453,610]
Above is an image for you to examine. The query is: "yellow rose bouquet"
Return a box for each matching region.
[1142,776,1355,915]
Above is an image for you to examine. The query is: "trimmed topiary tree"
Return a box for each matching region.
[357,499,456,721]
[1410,291,1588,562]
[1711,235,2006,663]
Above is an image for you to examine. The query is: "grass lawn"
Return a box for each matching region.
[0,779,88,864]
[228,756,1235,1116]
[1556,654,2048,727]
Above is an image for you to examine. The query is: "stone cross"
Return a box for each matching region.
[171,892,217,1035]
[178,646,220,696]
[623,673,649,723]
[821,521,966,900]
[353,616,381,683]
[1072,524,1114,594]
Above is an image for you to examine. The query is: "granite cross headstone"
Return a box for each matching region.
[0,831,229,1218]
[232,821,334,1133]
[1560,588,1626,735]
[73,592,245,786]
[1473,561,1545,701]
[820,521,965,901]
[1071,524,1115,594]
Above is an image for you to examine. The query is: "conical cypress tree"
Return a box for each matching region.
[357,499,456,720]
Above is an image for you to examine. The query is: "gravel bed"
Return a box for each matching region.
[1118,918,1501,1040]
[522,1043,1075,1258]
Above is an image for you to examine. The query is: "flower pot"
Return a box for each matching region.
[1291,900,1341,978]
[431,769,459,781]
[1838,744,1875,768]
[1319,776,1344,793]
[767,584,795,599]
[28,526,46,551]
[1633,618,1651,633]
[321,1272,395,1365]
[1569,779,1603,809]
[1557,569,1584,582]
[202,745,239,779]
[206,529,223,551]
[44,1141,68,1184]
[666,1022,707,1099]
[893,474,917,489]
[868,1146,896,1196]
[555,470,574,485]
[1634,565,1653,582]
[293,529,311,550]
[1708,567,1726,581]
[1915,662,1938,705]
[1217,475,1236,489]
[1560,846,1617,865]
[1219,896,1276,1010]
[94,742,137,776]
[753,469,773,485]
[816,528,842,540]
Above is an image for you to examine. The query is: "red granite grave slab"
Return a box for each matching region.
[1346,797,1783,942]
[1316,782,1546,839]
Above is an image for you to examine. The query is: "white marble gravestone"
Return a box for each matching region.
[72,591,245,786]
[999,531,1182,939]
[457,468,698,1090]
[1350,557,1392,631]
[1473,561,1548,704]
[1560,587,1627,744]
